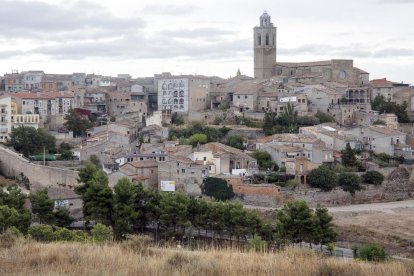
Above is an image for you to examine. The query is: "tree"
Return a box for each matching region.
[338,173,363,196]
[54,207,74,227]
[253,150,277,171]
[113,178,139,240]
[82,170,114,226]
[64,109,93,137]
[0,185,26,210]
[75,161,99,196]
[312,205,336,248]
[277,200,314,244]
[0,205,19,232]
[158,192,189,236]
[189,133,207,147]
[307,165,338,192]
[354,244,387,262]
[8,126,56,157]
[226,135,244,150]
[202,177,235,201]
[30,189,55,224]
[341,143,357,167]
[315,111,335,123]
[171,112,184,125]
[362,171,385,185]
[91,223,113,244]
[371,95,410,123]
[263,112,277,135]
[89,155,101,168]
[28,225,55,242]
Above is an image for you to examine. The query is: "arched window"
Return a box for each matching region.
[258,34,261,46]
[266,33,269,46]
[273,35,275,46]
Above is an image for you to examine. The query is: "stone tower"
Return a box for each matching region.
[254,11,277,79]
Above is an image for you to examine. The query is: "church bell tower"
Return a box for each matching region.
[254,11,277,79]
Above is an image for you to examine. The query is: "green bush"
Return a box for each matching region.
[54,227,76,241]
[91,223,113,244]
[307,166,338,192]
[202,177,235,201]
[338,173,363,196]
[28,225,55,242]
[362,171,385,186]
[354,244,387,262]
[249,234,267,252]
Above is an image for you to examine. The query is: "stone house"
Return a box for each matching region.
[119,160,158,188]
[158,155,209,195]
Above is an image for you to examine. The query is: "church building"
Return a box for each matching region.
[253,12,369,86]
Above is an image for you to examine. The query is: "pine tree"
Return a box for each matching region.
[277,200,314,244]
[30,189,55,224]
[82,170,114,226]
[312,205,336,249]
[113,178,139,240]
[341,143,357,167]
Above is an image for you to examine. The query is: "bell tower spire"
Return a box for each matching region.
[254,11,277,79]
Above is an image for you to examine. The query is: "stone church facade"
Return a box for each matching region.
[253,12,369,86]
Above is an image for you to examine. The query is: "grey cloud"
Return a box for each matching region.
[0,50,25,59]
[377,0,414,3]
[0,0,145,39]
[159,28,237,39]
[141,4,198,15]
[279,43,414,59]
[31,33,250,60]
[373,48,414,57]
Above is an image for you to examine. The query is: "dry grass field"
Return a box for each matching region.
[1,239,413,276]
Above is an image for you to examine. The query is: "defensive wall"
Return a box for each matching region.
[0,145,79,190]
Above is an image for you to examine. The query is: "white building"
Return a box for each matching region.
[0,96,40,142]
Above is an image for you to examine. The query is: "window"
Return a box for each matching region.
[265,33,269,46]
[245,96,248,99]
[258,34,261,46]
[238,96,240,99]
[203,157,206,161]
[151,170,154,174]
[181,169,185,173]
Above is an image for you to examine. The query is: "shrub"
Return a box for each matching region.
[122,234,153,255]
[307,166,338,192]
[91,223,113,244]
[7,226,22,237]
[249,234,267,252]
[0,230,17,248]
[54,227,76,241]
[354,244,387,262]
[338,173,363,196]
[362,171,385,185]
[202,177,235,201]
[28,225,55,242]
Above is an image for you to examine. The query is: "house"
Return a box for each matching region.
[197,142,258,175]
[158,155,209,195]
[119,160,158,188]
[345,125,412,158]
[256,133,334,171]
[0,96,40,142]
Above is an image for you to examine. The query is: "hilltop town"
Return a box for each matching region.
[1,12,414,265]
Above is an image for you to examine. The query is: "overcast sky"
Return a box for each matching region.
[0,0,413,83]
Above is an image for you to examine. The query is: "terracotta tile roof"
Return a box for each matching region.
[127,160,158,168]
[370,78,394,88]
[169,155,194,164]
[13,92,53,100]
[368,126,405,136]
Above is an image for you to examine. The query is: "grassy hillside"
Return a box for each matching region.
[1,239,413,276]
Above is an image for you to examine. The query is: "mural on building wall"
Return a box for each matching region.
[158,79,188,112]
